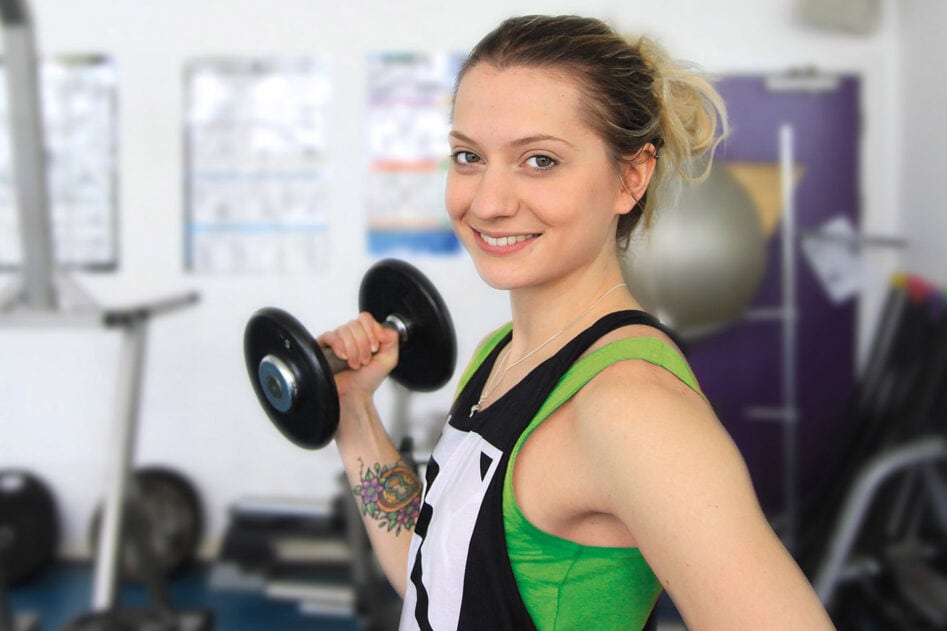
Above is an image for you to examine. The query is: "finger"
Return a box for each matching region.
[372,318,399,349]
[336,322,370,369]
[332,324,365,370]
[356,312,383,353]
[349,316,377,366]
[316,330,348,361]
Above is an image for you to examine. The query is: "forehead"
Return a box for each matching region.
[452,64,596,142]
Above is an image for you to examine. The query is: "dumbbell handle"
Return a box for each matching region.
[257,313,411,417]
[320,314,409,374]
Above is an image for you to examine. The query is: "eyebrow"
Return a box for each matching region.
[449,130,577,150]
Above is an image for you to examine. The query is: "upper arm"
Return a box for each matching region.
[573,361,833,630]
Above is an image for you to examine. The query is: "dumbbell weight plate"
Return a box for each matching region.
[244,308,340,449]
[360,259,456,392]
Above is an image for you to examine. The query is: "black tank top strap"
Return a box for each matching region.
[550,309,677,372]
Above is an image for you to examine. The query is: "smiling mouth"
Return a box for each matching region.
[478,232,539,247]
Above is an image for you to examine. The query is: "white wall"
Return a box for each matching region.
[899,1,947,284]
[0,0,905,557]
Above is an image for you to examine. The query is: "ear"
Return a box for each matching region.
[614,143,658,216]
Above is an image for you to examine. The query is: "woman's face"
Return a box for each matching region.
[446,63,634,291]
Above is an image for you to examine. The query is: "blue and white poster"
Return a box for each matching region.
[366,52,462,256]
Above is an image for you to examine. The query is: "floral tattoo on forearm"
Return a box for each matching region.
[353,459,421,535]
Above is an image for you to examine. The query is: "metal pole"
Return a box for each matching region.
[390,383,410,446]
[0,0,57,310]
[91,317,150,609]
[779,124,798,551]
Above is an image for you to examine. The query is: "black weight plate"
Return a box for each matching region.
[134,467,204,577]
[244,307,339,449]
[360,259,457,392]
[0,469,59,585]
[88,466,204,580]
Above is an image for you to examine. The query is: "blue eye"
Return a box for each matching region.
[526,155,556,170]
[452,150,481,165]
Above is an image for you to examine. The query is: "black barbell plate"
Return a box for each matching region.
[0,469,59,586]
[359,259,457,392]
[244,307,339,449]
[87,466,205,580]
[133,467,204,578]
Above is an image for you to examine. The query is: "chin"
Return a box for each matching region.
[472,268,514,291]
[472,260,551,292]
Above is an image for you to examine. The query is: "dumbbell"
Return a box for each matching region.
[244,259,457,449]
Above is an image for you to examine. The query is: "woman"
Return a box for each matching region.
[322,14,835,631]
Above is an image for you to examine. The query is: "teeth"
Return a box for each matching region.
[479,232,536,247]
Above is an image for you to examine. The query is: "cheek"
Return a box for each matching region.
[444,172,467,221]
[577,175,624,221]
[527,181,597,227]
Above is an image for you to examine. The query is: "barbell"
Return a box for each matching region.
[243,259,457,449]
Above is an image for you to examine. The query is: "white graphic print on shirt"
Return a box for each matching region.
[400,418,503,631]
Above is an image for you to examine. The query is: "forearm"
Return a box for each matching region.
[335,394,419,597]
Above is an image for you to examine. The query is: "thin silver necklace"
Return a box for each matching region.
[469,282,627,418]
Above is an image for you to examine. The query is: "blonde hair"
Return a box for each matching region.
[455,15,728,246]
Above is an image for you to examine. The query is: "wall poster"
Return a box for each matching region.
[366,52,462,256]
[0,55,116,270]
[185,58,331,274]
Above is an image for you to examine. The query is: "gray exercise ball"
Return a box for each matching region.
[622,166,767,341]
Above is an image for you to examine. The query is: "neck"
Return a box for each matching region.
[471,264,640,417]
[506,266,637,359]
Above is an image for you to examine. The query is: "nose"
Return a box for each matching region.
[468,166,518,220]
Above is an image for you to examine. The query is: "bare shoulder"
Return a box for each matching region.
[566,333,834,629]
[571,351,752,518]
[571,333,728,464]
[565,331,752,534]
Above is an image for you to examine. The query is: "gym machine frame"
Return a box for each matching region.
[812,435,947,605]
[0,0,198,616]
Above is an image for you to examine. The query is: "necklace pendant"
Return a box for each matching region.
[469,403,479,418]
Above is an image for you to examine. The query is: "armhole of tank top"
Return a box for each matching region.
[503,335,703,543]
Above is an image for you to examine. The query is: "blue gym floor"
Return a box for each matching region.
[6,563,359,631]
[7,562,686,630]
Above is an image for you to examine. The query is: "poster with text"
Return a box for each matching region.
[185,58,331,274]
[0,56,116,270]
[366,52,462,256]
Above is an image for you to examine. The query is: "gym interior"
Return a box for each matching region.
[2,0,946,629]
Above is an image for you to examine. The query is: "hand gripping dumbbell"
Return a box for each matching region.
[243,259,457,449]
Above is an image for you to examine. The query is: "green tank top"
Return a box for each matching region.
[462,323,703,630]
